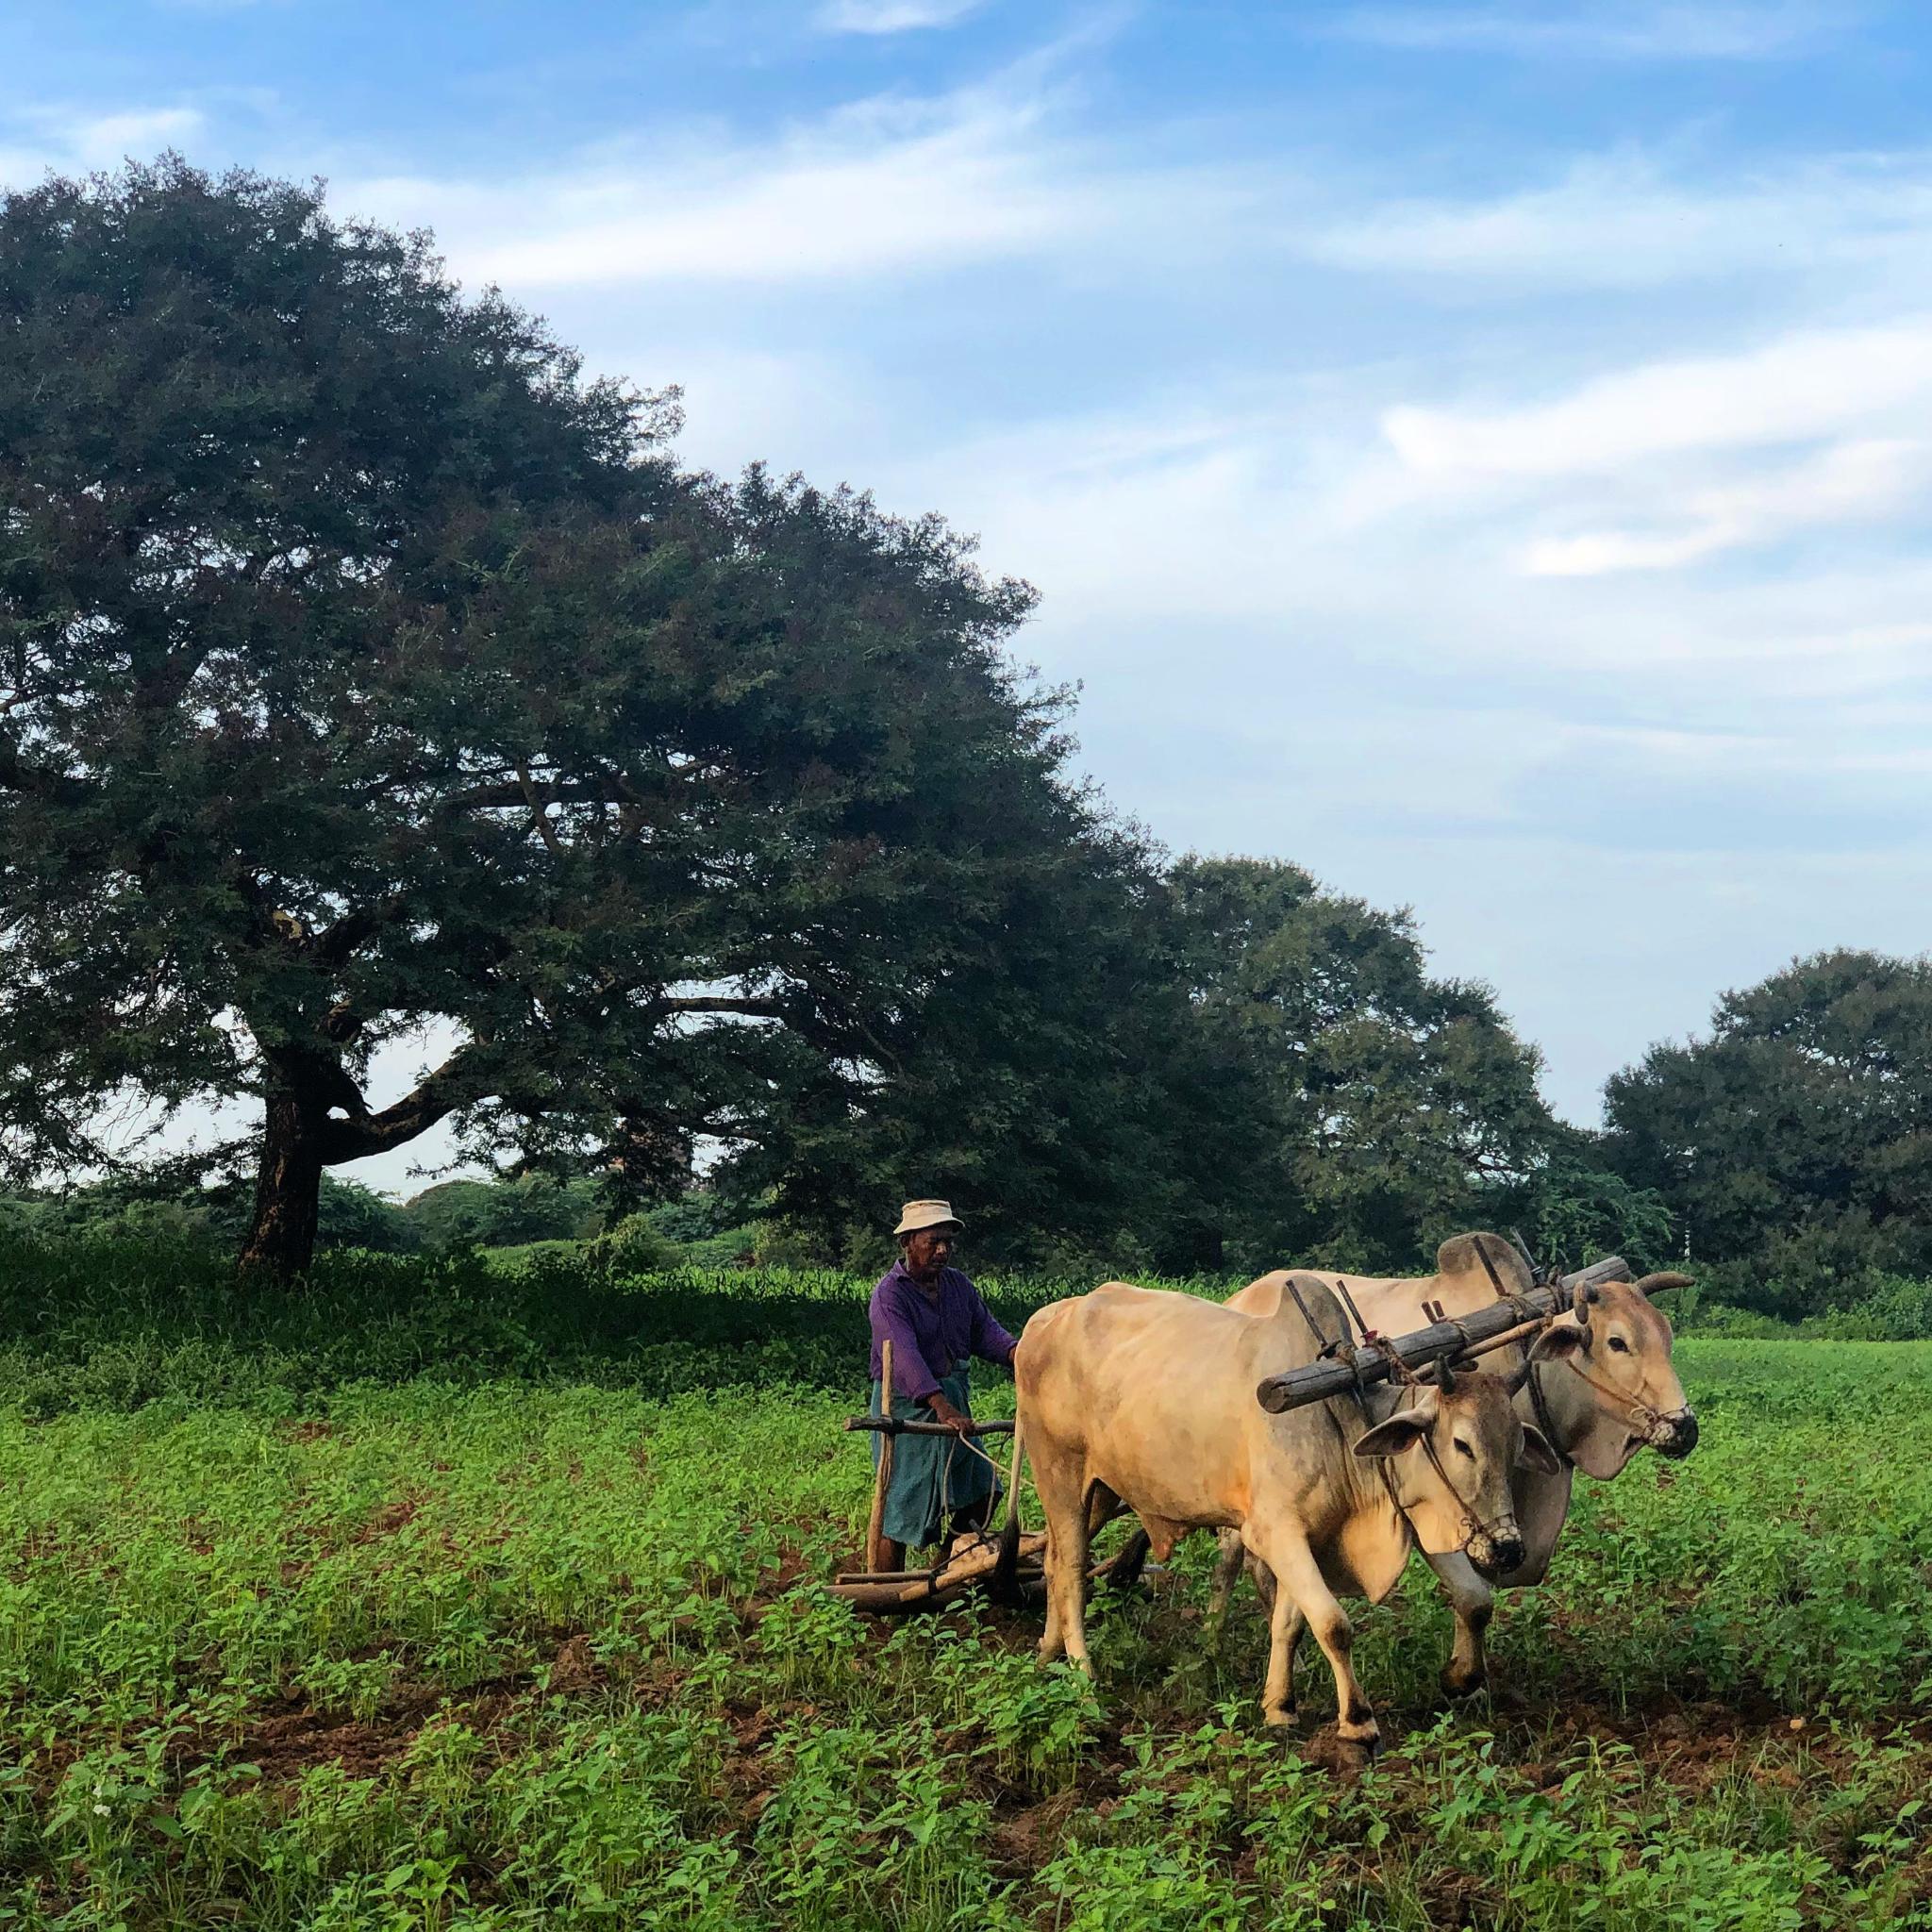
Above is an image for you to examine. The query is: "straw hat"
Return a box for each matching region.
[894,1198,964,1237]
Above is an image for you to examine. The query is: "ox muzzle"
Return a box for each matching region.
[1650,1407,1699,1459]
[1466,1519,1526,1578]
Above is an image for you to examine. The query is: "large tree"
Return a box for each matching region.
[0,159,1141,1275]
[1152,856,1559,1274]
[1606,948,1932,1312]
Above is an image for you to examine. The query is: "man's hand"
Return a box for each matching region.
[928,1394,976,1438]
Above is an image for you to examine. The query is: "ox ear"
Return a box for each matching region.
[1633,1272,1694,1298]
[1354,1409,1432,1460]
[1518,1422,1562,1476]
[1529,1324,1588,1364]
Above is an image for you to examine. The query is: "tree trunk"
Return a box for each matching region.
[239,1083,327,1280]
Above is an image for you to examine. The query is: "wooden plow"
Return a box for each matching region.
[828,1335,1039,1612]
[829,1410,1139,1613]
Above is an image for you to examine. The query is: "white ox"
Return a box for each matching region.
[1210,1233,1696,1698]
[1012,1276,1558,1757]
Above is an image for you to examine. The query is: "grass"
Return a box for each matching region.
[1,1239,1930,1925]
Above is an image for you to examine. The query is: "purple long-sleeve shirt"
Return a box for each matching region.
[868,1260,1018,1404]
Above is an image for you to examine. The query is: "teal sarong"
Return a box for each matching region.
[871,1364,1002,1552]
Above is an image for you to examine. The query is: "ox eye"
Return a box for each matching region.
[1454,1439,1474,1459]
[1607,1336,1630,1354]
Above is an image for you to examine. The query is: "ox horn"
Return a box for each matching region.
[1632,1271,1694,1297]
[1434,1355,1457,1393]
[1502,1360,1532,1395]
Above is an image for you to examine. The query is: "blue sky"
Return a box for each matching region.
[8,0,1932,1188]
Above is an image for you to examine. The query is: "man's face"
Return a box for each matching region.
[903,1226,958,1281]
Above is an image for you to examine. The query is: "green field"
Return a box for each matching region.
[3,1253,1931,1927]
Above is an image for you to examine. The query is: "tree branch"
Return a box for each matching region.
[0,735,92,807]
[310,894,412,969]
[516,763,568,860]
[651,995,791,1020]
[318,1045,481,1162]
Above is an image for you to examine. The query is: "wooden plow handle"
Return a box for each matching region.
[1255,1256,1633,1416]
[864,1340,895,1574]
[844,1416,1017,1438]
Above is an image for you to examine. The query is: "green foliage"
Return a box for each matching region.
[0,1174,413,1254]
[0,1227,1086,1413]
[1814,1274,1932,1341]
[586,1210,683,1276]
[1486,1141,1677,1274]
[401,1175,603,1253]
[1148,857,1574,1274]
[1608,949,1932,1317]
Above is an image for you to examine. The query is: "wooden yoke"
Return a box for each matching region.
[1254,1256,1633,1416]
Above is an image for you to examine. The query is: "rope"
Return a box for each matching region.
[1535,1352,1668,1449]
[1525,1360,1574,1471]
[1467,1231,1588,1466]
[907,1426,1014,1576]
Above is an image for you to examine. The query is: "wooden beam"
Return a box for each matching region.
[1254,1256,1632,1416]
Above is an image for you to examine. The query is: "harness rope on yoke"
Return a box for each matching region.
[1276,1276,1510,1560]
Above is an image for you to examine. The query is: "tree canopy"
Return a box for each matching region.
[1606,948,1932,1314]
[0,158,1149,1275]
[1146,857,1560,1274]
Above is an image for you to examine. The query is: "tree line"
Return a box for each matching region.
[1,160,1924,1316]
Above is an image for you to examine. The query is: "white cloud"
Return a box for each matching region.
[1383,321,1932,479]
[67,107,207,164]
[0,104,208,185]
[1334,3,1846,61]
[1302,151,1932,290]
[1521,441,1932,576]
[816,0,984,31]
[1369,321,1932,578]
[346,78,1233,290]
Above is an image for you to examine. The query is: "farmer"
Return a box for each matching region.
[868,1199,1019,1568]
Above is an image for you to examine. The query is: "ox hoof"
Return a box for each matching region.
[1261,1703,1297,1729]
[1440,1667,1487,1701]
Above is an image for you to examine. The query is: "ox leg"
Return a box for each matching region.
[1426,1553,1495,1699]
[1105,1526,1152,1592]
[1086,1483,1122,1537]
[1036,1469,1095,1674]
[1249,1528,1378,1755]
[1250,1557,1279,1619]
[1204,1529,1247,1638]
[1254,1558,1303,1707]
